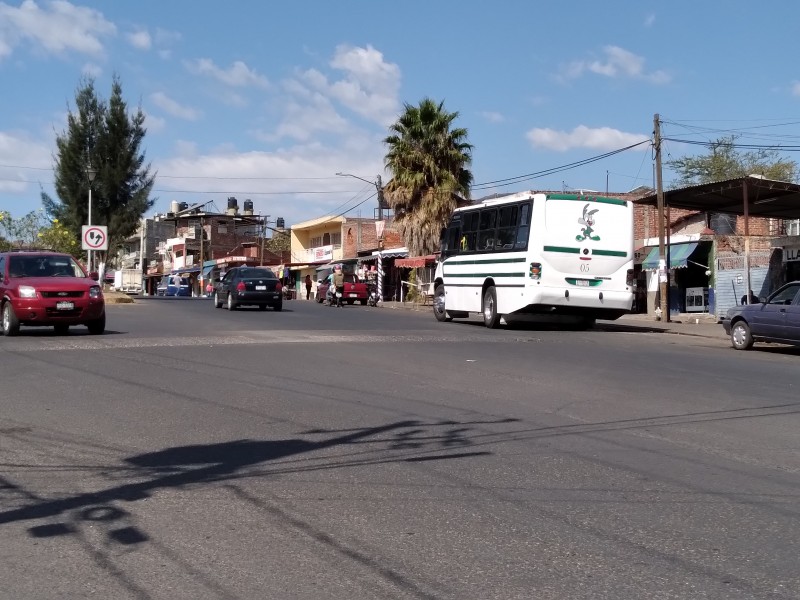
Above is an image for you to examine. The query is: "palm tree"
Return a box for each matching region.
[383,98,473,256]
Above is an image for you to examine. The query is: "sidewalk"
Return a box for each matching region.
[380,300,727,341]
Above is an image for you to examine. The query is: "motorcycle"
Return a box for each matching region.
[367,285,379,307]
[327,286,343,307]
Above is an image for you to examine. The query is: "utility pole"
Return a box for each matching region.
[139,217,145,295]
[654,113,669,321]
[199,215,204,294]
[376,175,384,221]
[260,215,270,266]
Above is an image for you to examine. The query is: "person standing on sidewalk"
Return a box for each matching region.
[305,274,313,300]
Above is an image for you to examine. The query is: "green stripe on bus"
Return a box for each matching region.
[546,194,628,206]
[445,283,526,288]
[543,246,627,257]
[443,272,526,278]
[543,245,580,254]
[444,257,526,265]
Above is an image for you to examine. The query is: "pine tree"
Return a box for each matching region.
[42,76,156,264]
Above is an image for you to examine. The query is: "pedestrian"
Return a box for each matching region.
[305,274,312,300]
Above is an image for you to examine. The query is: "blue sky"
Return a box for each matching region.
[2,0,800,227]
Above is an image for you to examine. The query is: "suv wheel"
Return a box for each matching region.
[87,313,105,335]
[2,302,20,336]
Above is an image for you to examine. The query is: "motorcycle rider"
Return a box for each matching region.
[331,265,344,307]
[365,264,378,306]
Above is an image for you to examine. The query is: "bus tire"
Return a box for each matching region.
[433,284,451,322]
[483,286,501,328]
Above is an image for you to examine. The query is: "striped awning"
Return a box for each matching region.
[642,242,698,270]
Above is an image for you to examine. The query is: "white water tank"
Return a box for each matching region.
[170,200,180,214]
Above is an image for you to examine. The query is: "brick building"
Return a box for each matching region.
[633,177,800,319]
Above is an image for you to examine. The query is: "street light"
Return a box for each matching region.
[86,165,97,273]
[335,172,384,220]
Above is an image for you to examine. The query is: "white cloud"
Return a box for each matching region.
[480,111,505,124]
[559,46,669,84]
[644,13,656,27]
[266,44,401,145]
[149,92,201,121]
[126,28,151,50]
[526,125,650,152]
[143,112,166,134]
[792,81,800,97]
[0,131,53,193]
[328,44,401,125]
[0,0,116,59]
[275,96,350,142]
[185,58,269,88]
[295,44,401,126]
[81,61,102,77]
[154,145,385,225]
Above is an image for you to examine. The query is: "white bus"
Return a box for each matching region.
[433,191,634,328]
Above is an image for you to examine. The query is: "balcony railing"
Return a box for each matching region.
[292,244,342,264]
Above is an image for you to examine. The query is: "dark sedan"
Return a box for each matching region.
[722,281,800,350]
[213,267,283,311]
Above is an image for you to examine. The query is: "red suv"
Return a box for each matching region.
[0,250,105,336]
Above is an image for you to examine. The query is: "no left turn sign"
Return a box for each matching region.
[82,225,108,251]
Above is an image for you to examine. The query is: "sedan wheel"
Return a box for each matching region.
[731,320,754,350]
[227,293,236,311]
[214,292,223,309]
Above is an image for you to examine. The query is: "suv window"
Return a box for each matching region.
[8,254,85,278]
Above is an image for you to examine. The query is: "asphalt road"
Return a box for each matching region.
[1,297,798,599]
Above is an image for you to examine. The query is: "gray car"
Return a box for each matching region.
[722,281,800,350]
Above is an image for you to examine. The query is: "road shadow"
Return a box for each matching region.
[1,419,501,545]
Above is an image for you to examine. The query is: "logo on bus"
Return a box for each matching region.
[576,204,601,242]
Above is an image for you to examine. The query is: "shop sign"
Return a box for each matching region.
[313,245,333,261]
[784,247,800,262]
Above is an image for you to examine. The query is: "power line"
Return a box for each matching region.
[470,139,651,190]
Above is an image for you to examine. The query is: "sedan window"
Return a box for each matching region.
[239,268,277,279]
[768,284,800,305]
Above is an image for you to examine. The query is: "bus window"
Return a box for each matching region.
[459,211,479,252]
[443,223,461,256]
[515,202,531,250]
[496,205,519,250]
[478,209,497,251]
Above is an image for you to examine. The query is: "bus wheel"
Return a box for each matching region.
[433,284,451,322]
[483,286,501,328]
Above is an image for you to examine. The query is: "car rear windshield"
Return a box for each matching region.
[8,255,85,278]
[239,268,276,279]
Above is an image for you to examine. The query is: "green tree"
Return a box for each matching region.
[668,135,798,187]
[42,76,156,265]
[0,210,81,254]
[383,97,473,256]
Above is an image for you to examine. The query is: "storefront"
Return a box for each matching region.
[638,238,711,315]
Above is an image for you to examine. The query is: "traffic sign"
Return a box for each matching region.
[82,225,108,251]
